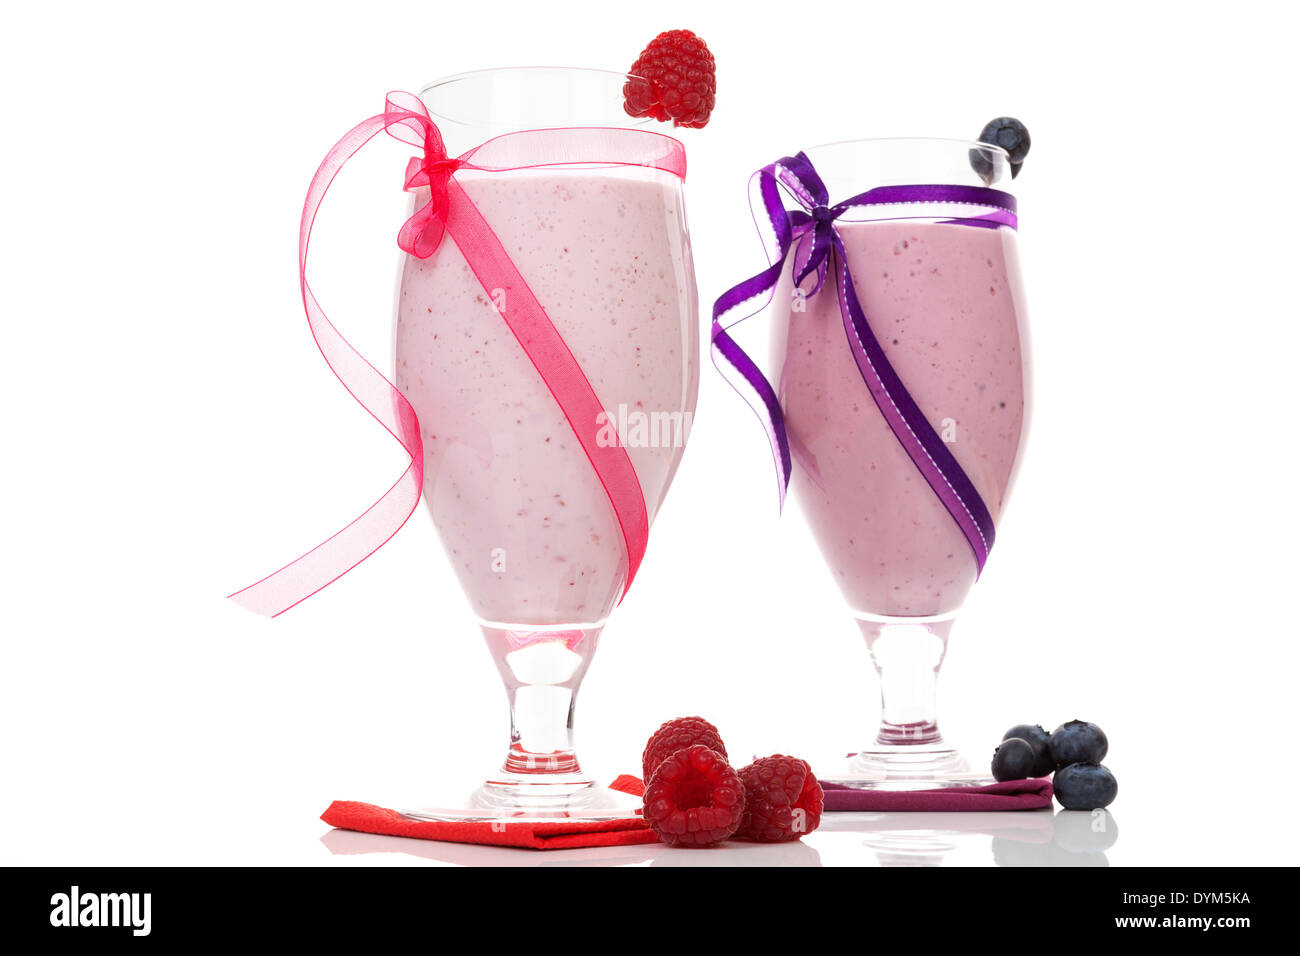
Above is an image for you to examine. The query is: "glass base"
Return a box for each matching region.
[402,621,644,821]
[821,744,995,791]
[827,612,993,789]
[402,775,641,822]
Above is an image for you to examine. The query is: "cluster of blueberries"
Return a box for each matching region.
[992,721,1118,810]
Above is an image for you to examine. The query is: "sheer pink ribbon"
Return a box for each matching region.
[231,92,687,617]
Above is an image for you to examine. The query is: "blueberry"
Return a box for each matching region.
[1053,762,1118,810]
[991,737,1037,782]
[971,116,1031,180]
[1049,720,1108,768]
[1003,723,1055,777]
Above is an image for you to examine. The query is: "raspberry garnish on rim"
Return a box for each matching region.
[623,29,716,129]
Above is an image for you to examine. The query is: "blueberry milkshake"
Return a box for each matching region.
[771,219,1030,618]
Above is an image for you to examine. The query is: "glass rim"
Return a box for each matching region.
[418,66,651,130]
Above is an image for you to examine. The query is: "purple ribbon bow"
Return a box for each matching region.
[711,152,1018,574]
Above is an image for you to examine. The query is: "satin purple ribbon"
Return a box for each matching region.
[711,152,1018,574]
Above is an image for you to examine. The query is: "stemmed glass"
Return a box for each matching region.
[768,139,1030,788]
[395,68,699,818]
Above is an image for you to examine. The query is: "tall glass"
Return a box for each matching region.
[771,139,1030,788]
[395,69,699,817]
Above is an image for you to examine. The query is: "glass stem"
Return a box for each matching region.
[857,614,956,746]
[481,625,603,777]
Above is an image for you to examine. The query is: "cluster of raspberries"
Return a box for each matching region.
[640,717,823,847]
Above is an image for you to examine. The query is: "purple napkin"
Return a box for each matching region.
[820,777,1053,812]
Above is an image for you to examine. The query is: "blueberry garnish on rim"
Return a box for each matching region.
[969,116,1031,184]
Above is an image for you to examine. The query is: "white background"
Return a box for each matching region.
[3,0,1298,866]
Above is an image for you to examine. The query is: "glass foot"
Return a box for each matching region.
[402,777,641,822]
[402,621,642,821]
[821,744,994,790]
[827,612,992,789]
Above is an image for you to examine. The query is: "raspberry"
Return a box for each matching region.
[642,716,728,781]
[643,744,745,847]
[735,755,824,843]
[623,29,716,129]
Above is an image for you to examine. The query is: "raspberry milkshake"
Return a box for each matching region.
[395,165,699,630]
[772,218,1029,619]
[390,58,708,819]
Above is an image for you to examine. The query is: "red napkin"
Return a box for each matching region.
[819,777,1053,811]
[321,775,657,850]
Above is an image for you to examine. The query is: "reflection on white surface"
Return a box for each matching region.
[320,828,822,867]
[320,808,1117,867]
[821,808,1117,866]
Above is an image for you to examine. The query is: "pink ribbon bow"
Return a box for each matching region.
[390,94,463,257]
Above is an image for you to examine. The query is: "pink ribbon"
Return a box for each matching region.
[231,92,687,617]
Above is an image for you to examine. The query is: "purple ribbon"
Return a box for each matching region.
[711,152,1018,574]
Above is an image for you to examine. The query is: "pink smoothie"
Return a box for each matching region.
[395,168,698,627]
[772,220,1029,618]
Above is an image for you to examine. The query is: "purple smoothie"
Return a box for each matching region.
[772,219,1030,618]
